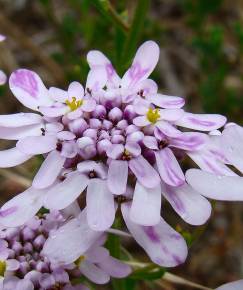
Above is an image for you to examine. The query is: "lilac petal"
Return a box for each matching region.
[82,98,96,112]
[0,113,42,127]
[3,277,19,290]
[108,160,128,195]
[147,94,185,109]
[86,67,107,92]
[85,246,109,263]
[0,187,44,227]
[222,125,243,173]
[43,212,102,264]
[6,259,19,271]
[49,87,68,102]
[38,105,68,117]
[160,109,184,122]
[143,136,159,150]
[122,203,187,267]
[16,280,34,290]
[87,178,115,231]
[134,79,158,96]
[98,256,132,278]
[9,69,53,110]
[188,151,237,176]
[17,135,57,154]
[32,150,65,189]
[77,161,107,179]
[39,273,55,289]
[175,112,227,131]
[44,172,89,210]
[133,115,151,127]
[125,142,141,157]
[106,144,124,159]
[121,41,160,88]
[0,124,43,140]
[0,34,5,42]
[155,148,185,187]
[79,260,110,284]
[129,155,160,188]
[133,98,150,115]
[161,182,211,225]
[216,280,243,290]
[87,50,120,87]
[169,132,208,151]
[57,131,75,141]
[130,182,161,226]
[68,81,84,100]
[156,121,182,137]
[186,169,243,201]
[0,147,32,168]
[0,70,7,85]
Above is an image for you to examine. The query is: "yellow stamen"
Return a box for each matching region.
[65,97,83,111]
[146,108,160,124]
[75,255,85,267]
[0,261,6,277]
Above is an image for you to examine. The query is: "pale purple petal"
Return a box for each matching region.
[122,203,187,267]
[0,187,44,227]
[43,212,102,264]
[9,69,53,110]
[134,79,158,96]
[161,182,211,225]
[147,94,185,109]
[0,34,6,42]
[186,169,243,201]
[38,105,68,117]
[121,41,160,88]
[0,147,32,168]
[216,280,243,290]
[49,87,68,102]
[79,260,110,284]
[86,67,107,92]
[0,113,42,127]
[32,150,65,189]
[169,132,208,151]
[44,172,89,210]
[160,109,184,122]
[98,256,132,278]
[68,81,84,100]
[108,160,128,195]
[125,142,141,157]
[106,144,124,159]
[17,135,57,154]
[16,279,34,290]
[156,121,182,137]
[222,125,243,173]
[6,259,20,271]
[175,112,227,131]
[133,116,151,127]
[0,70,7,85]
[143,136,158,150]
[0,124,43,140]
[85,246,109,263]
[155,148,185,187]
[130,182,161,226]
[87,178,115,231]
[129,155,160,188]
[82,98,96,112]
[133,99,150,115]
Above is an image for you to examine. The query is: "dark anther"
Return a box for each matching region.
[159,140,169,149]
[115,195,132,204]
[41,128,45,136]
[56,142,63,152]
[89,170,97,178]
[87,88,92,94]
[138,89,144,97]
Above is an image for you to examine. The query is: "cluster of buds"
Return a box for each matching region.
[0,40,242,288]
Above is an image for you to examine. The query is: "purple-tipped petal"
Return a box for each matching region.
[0,147,32,168]
[9,69,53,110]
[87,178,115,231]
[122,203,188,267]
[186,169,243,200]
[169,132,208,151]
[129,155,160,188]
[161,182,211,225]
[17,135,57,154]
[108,160,128,195]
[155,148,185,187]
[121,41,160,88]
[175,112,227,131]
[32,150,65,189]
[147,94,185,109]
[130,182,161,226]
[44,172,89,210]
[0,187,44,227]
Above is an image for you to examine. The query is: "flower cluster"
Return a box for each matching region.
[0,34,7,86]
[0,210,130,289]
[0,40,242,287]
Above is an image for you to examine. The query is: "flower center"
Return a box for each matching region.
[146,108,160,124]
[0,261,6,277]
[75,255,85,267]
[65,97,83,111]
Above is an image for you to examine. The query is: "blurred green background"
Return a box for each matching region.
[0,0,243,289]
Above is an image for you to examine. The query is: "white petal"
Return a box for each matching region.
[0,147,32,168]
[0,113,42,127]
[0,124,43,140]
[108,160,128,195]
[17,135,57,154]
